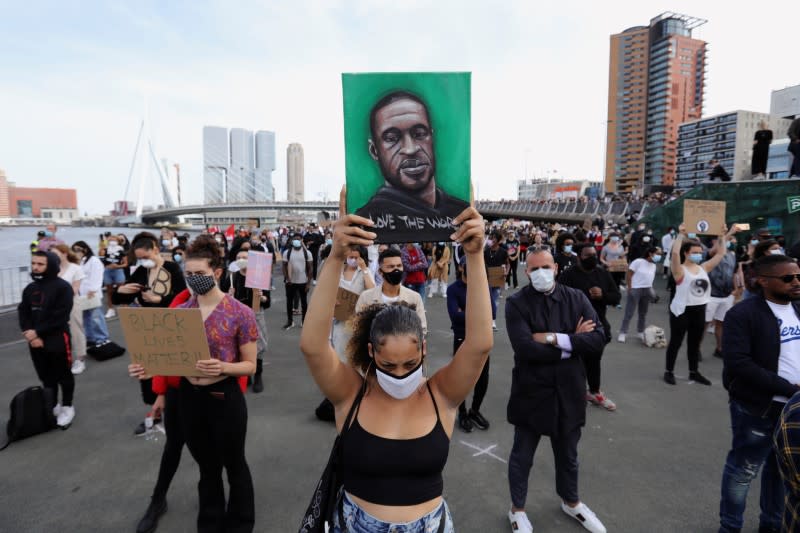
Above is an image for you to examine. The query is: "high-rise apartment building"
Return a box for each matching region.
[676,111,792,189]
[203,126,275,204]
[605,12,707,193]
[287,143,304,202]
[770,84,800,119]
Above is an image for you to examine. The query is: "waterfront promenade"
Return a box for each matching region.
[0,277,761,532]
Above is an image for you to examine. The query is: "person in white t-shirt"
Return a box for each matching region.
[51,244,90,375]
[281,234,313,329]
[718,254,800,532]
[618,247,662,343]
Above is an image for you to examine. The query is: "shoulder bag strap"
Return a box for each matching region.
[335,378,367,532]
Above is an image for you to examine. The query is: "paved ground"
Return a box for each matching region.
[0,274,764,532]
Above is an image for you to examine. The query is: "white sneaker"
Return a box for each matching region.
[561,501,606,533]
[617,333,626,343]
[508,510,533,533]
[71,359,86,375]
[57,406,75,429]
[53,403,62,417]
[492,320,498,332]
[636,332,645,341]
[105,308,116,319]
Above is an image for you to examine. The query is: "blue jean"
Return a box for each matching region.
[405,282,427,303]
[718,399,784,532]
[333,492,453,533]
[489,287,500,320]
[83,306,110,344]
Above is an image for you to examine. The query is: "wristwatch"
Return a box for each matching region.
[545,333,556,346]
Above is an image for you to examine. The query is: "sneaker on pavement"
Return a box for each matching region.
[508,510,533,533]
[282,322,294,330]
[57,406,75,429]
[617,333,626,343]
[492,320,498,332]
[71,359,86,375]
[689,371,712,386]
[635,332,644,342]
[469,409,490,430]
[136,497,167,533]
[587,392,617,411]
[53,403,62,417]
[105,308,117,319]
[561,501,606,533]
[663,371,676,385]
[458,412,474,433]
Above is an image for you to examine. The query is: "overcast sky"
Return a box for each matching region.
[1,0,796,214]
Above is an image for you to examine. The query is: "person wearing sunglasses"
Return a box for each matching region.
[718,253,800,533]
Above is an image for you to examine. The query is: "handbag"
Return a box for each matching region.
[298,381,366,533]
[75,293,102,311]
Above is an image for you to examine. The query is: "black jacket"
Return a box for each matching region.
[18,252,73,350]
[505,284,606,436]
[722,295,800,414]
[558,265,621,318]
[220,270,270,309]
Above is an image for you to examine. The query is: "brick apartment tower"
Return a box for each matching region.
[605,12,707,193]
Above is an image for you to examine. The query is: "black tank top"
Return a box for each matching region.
[341,382,450,506]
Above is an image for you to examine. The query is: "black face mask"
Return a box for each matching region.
[382,269,404,286]
[580,256,598,271]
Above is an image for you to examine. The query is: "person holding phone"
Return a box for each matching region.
[114,232,186,434]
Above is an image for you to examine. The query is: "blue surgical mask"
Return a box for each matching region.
[727,241,735,250]
[688,253,703,264]
[563,245,573,253]
[652,254,662,263]
[292,239,301,248]
[44,230,53,237]
[173,254,183,263]
[750,239,759,246]
[326,238,333,246]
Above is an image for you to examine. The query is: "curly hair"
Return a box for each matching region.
[186,234,224,270]
[347,302,423,375]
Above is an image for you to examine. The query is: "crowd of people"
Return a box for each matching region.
[16,207,800,532]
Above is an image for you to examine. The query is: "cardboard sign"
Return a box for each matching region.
[607,259,628,273]
[245,251,272,290]
[683,199,726,235]
[334,287,361,322]
[583,217,592,231]
[487,266,506,288]
[118,308,210,377]
[343,72,471,243]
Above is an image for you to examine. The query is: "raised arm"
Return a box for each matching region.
[299,188,376,407]
[703,225,738,273]
[671,224,686,282]
[432,206,493,408]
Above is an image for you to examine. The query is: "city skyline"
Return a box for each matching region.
[1,1,798,213]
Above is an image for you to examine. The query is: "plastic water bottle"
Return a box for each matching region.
[144,415,154,441]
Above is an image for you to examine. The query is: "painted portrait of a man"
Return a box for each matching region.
[343,72,471,243]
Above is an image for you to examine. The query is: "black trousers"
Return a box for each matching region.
[453,337,490,415]
[506,259,519,288]
[285,283,308,323]
[151,387,184,502]
[140,377,157,406]
[581,352,602,394]
[30,334,74,407]
[179,378,254,533]
[665,304,706,373]
[508,424,581,508]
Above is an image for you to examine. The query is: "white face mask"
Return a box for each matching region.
[346,257,358,268]
[529,268,555,292]
[375,361,423,400]
[138,258,156,269]
[235,258,248,270]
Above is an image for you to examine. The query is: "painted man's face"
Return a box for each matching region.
[369,98,435,192]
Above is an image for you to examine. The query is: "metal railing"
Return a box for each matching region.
[1,265,30,307]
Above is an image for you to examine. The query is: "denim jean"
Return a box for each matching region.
[82,306,109,344]
[718,399,784,532]
[405,282,427,303]
[333,492,453,533]
[489,287,500,320]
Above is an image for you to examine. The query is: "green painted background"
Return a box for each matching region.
[342,72,471,212]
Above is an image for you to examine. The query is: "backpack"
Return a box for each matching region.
[644,325,667,348]
[1,386,56,450]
